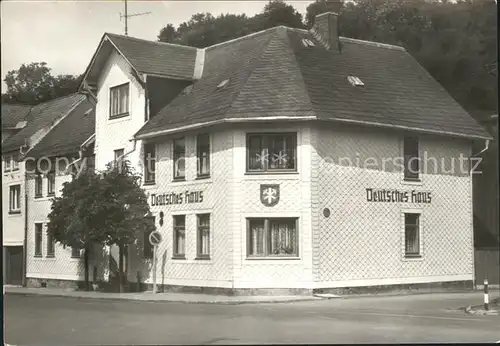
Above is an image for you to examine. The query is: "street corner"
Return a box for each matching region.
[464,305,499,316]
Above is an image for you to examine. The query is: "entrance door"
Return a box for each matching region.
[6,246,23,285]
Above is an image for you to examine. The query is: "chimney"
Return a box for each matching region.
[312,0,342,51]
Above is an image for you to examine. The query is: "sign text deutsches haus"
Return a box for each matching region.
[366,188,431,204]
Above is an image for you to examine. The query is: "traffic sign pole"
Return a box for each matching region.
[153,245,157,294]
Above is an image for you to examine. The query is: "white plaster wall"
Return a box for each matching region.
[26,172,84,280]
[94,50,146,172]
[312,123,474,288]
[2,161,25,246]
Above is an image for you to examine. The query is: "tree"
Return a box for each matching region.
[157,0,305,48]
[305,0,497,116]
[2,62,82,105]
[47,160,154,292]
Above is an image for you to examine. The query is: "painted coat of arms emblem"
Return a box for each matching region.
[260,184,280,207]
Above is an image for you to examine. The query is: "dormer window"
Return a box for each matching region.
[109,83,130,119]
[347,75,364,87]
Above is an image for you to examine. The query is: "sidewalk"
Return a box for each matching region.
[3,285,321,305]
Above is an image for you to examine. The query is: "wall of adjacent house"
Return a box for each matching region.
[2,156,25,246]
[25,171,84,281]
[95,49,146,172]
[312,123,474,288]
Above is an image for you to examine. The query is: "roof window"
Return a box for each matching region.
[217,79,229,89]
[347,75,364,87]
[302,38,315,47]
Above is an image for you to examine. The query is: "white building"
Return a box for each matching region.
[18,11,492,295]
[2,95,93,286]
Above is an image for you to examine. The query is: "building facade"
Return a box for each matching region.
[17,10,492,294]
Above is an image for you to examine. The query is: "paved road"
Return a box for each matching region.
[4,292,500,344]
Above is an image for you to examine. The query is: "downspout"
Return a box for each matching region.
[23,173,28,287]
[472,139,490,157]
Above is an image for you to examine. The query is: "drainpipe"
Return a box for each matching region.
[23,177,28,287]
[472,139,490,157]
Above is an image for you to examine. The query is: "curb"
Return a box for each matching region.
[4,291,321,305]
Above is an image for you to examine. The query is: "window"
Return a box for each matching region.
[46,228,55,257]
[144,143,156,185]
[113,148,124,168]
[197,214,210,259]
[173,215,186,258]
[109,83,129,118]
[247,133,297,172]
[404,136,420,181]
[173,138,185,180]
[4,156,11,172]
[12,158,19,171]
[47,172,55,196]
[35,174,43,198]
[247,218,298,258]
[143,217,155,259]
[35,223,43,257]
[196,134,210,178]
[9,185,21,213]
[404,213,420,257]
[71,247,81,258]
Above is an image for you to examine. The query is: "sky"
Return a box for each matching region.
[0,0,311,93]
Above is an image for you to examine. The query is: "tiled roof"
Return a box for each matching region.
[135,26,490,140]
[25,100,95,159]
[83,33,198,87]
[1,104,32,128]
[2,93,86,154]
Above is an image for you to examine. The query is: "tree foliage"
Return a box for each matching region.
[157,0,305,48]
[2,62,82,105]
[47,161,154,290]
[158,0,496,116]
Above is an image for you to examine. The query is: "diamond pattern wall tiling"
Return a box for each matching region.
[313,123,473,285]
[126,130,234,287]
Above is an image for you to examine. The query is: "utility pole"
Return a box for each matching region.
[120,0,151,36]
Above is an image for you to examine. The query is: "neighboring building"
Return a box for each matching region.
[2,94,91,286]
[22,10,492,294]
[1,104,31,143]
[24,99,95,287]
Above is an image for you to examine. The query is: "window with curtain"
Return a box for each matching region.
[197,214,210,258]
[247,218,298,257]
[35,223,43,257]
[173,138,185,180]
[247,133,297,172]
[47,172,55,196]
[35,174,43,198]
[109,83,130,118]
[196,134,210,178]
[173,215,186,258]
[405,213,420,257]
[9,185,21,213]
[46,227,55,257]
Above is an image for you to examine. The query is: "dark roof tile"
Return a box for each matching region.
[26,99,95,159]
[133,26,490,140]
[2,94,86,154]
